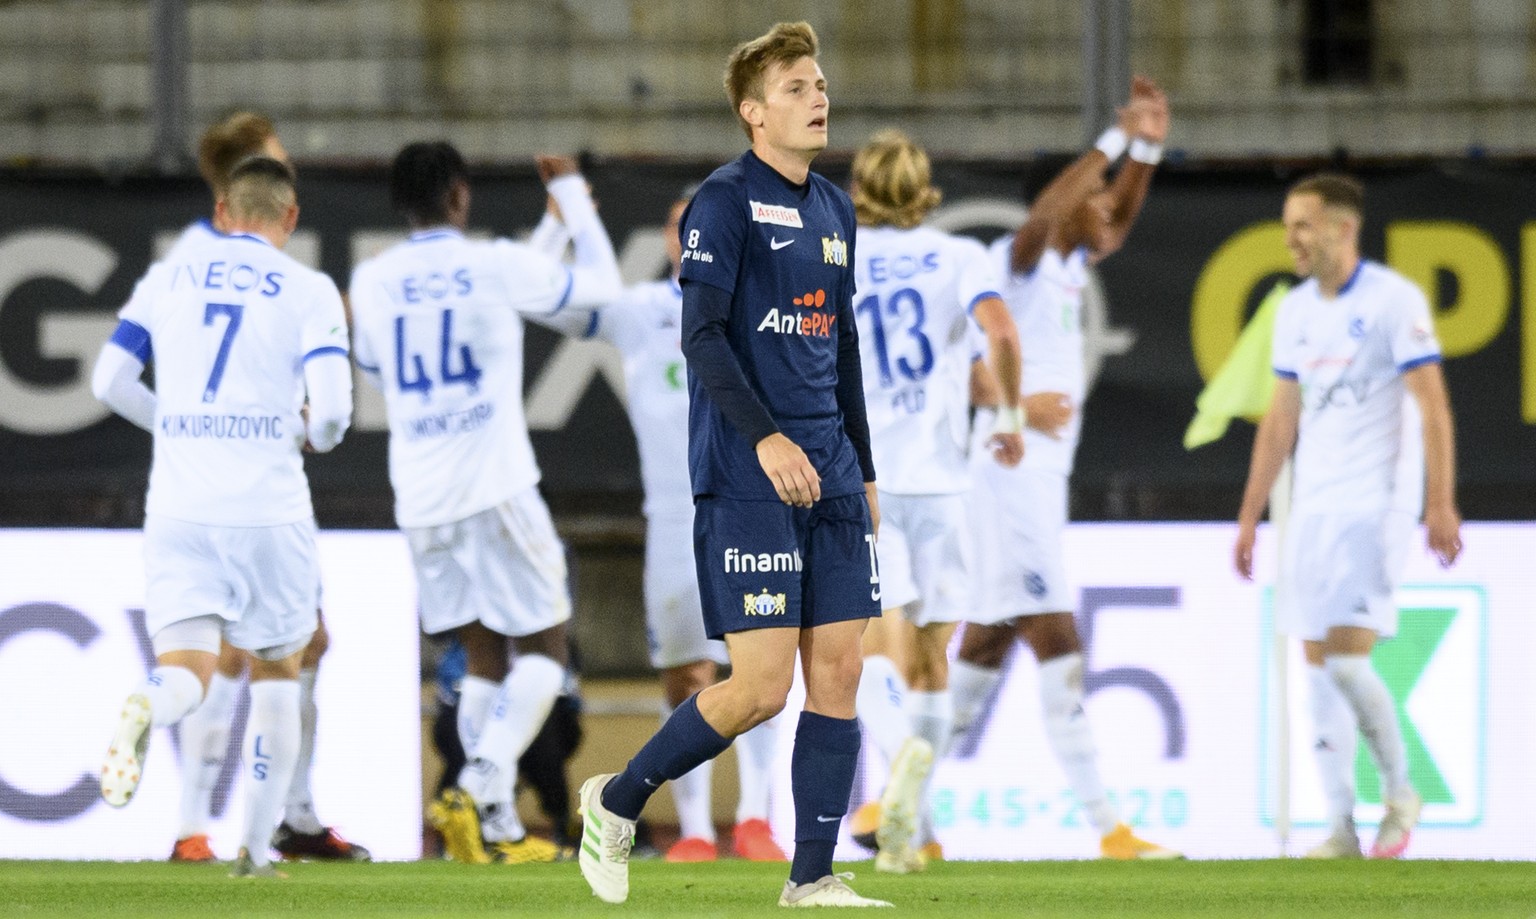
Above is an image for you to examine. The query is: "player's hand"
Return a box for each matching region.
[756,433,821,508]
[536,155,580,183]
[1233,521,1258,581]
[1128,75,1170,142]
[1425,502,1463,568]
[1024,391,1073,439]
[988,431,1024,467]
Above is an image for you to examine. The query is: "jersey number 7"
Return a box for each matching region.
[202,302,244,402]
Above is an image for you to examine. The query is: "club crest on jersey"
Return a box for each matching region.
[744,589,788,617]
[821,233,848,267]
[750,200,803,228]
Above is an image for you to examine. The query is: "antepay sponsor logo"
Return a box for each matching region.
[1261,586,1486,828]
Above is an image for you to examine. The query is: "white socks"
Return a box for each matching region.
[138,666,205,729]
[1307,664,1359,835]
[734,716,778,824]
[242,680,300,867]
[458,654,565,842]
[1039,653,1118,835]
[282,668,323,834]
[907,690,954,762]
[1326,654,1410,803]
[662,703,717,841]
[907,689,952,845]
[457,675,499,754]
[949,658,1002,738]
[855,655,911,765]
[176,670,239,839]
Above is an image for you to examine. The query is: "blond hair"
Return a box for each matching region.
[851,130,942,228]
[723,21,818,140]
[197,111,277,195]
[223,156,296,224]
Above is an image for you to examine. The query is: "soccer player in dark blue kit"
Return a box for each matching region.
[577,21,889,908]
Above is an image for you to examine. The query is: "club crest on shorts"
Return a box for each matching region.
[1024,571,1048,599]
[744,589,788,617]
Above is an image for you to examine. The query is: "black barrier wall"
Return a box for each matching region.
[3,158,1534,526]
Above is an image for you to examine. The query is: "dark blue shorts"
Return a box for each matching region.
[693,492,881,640]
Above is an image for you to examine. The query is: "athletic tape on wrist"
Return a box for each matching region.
[1129,138,1163,164]
[1094,127,1128,162]
[991,405,1026,435]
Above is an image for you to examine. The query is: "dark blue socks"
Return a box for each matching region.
[601,693,731,821]
[789,710,861,885]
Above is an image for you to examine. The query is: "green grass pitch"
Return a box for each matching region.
[3,858,1534,918]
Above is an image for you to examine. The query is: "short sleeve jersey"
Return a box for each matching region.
[988,236,1090,475]
[1271,260,1442,514]
[118,231,349,526]
[349,228,575,528]
[678,151,863,501]
[854,225,999,494]
[585,278,692,518]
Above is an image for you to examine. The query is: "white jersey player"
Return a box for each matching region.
[93,157,353,878]
[1237,173,1462,860]
[949,77,1183,860]
[528,190,788,863]
[841,130,1023,874]
[157,112,369,866]
[349,142,621,865]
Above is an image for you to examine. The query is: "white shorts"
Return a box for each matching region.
[144,514,319,657]
[968,462,1072,625]
[875,492,973,627]
[644,509,727,670]
[407,487,572,638]
[1278,508,1416,641]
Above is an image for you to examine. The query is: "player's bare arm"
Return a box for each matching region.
[1234,378,1301,579]
[1403,362,1462,567]
[1009,149,1111,275]
[972,295,1025,466]
[1007,84,1155,273]
[1092,76,1169,262]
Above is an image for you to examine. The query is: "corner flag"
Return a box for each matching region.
[1184,280,1291,449]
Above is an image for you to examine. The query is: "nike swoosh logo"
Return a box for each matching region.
[770,237,795,250]
[642,778,659,787]
[871,588,881,602]
[816,815,840,823]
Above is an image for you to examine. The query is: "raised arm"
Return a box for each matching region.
[1009,149,1111,275]
[537,156,622,310]
[1234,378,1301,579]
[1093,75,1169,262]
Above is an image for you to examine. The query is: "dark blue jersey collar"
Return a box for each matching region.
[745,149,811,200]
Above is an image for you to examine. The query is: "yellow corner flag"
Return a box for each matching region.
[1184,280,1291,450]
